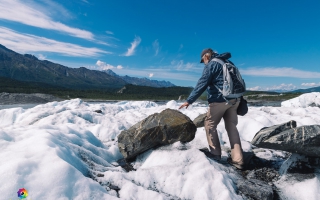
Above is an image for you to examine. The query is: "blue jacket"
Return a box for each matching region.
[186,52,233,104]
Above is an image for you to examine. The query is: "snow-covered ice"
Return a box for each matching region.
[1,93,320,199]
[281,92,320,108]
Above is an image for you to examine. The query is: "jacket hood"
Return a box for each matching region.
[213,52,231,60]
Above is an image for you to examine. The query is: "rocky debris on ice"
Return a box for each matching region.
[237,178,274,200]
[0,92,62,104]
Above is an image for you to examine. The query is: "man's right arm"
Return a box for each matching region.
[186,64,213,104]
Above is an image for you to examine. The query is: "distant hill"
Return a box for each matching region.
[104,69,175,88]
[291,87,320,93]
[0,44,127,91]
[268,89,294,93]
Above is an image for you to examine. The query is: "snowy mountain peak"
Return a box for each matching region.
[103,69,119,77]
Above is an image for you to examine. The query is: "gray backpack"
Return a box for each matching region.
[212,58,246,103]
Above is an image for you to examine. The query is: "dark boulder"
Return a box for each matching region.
[193,113,206,128]
[118,109,197,160]
[251,120,297,145]
[252,121,320,157]
[237,179,273,200]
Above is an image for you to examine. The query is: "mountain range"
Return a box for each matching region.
[291,87,320,93]
[0,44,175,91]
[103,69,175,87]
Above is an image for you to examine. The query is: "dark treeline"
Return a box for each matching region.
[0,77,193,100]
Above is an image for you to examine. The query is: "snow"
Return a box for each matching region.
[0,93,320,199]
[276,175,320,200]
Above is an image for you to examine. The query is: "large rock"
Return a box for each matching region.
[118,109,197,160]
[252,120,297,145]
[252,121,320,157]
[193,113,206,128]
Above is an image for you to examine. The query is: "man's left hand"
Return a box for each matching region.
[179,102,190,109]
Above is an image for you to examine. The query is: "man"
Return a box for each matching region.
[179,48,244,169]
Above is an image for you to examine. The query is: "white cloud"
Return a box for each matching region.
[265,83,297,91]
[37,54,46,60]
[96,60,114,70]
[92,60,123,71]
[301,82,320,87]
[149,73,154,78]
[124,36,141,56]
[248,84,297,91]
[0,0,94,40]
[247,86,262,91]
[96,60,106,67]
[106,31,114,35]
[152,39,160,56]
[241,67,320,78]
[0,27,109,57]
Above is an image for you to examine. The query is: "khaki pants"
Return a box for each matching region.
[204,99,243,164]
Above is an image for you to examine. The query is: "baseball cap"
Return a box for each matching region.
[200,48,214,63]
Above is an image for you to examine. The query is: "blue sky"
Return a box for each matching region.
[0,0,320,91]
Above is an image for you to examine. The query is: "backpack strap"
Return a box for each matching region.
[211,58,225,66]
[211,58,225,94]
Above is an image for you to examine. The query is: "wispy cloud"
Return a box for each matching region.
[178,44,183,52]
[0,27,109,57]
[301,82,320,87]
[0,0,94,40]
[241,67,320,78]
[87,60,123,71]
[149,73,154,78]
[152,39,160,56]
[171,60,202,71]
[124,36,141,56]
[248,83,297,91]
[105,31,114,35]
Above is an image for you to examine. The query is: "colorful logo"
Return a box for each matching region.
[17,188,28,199]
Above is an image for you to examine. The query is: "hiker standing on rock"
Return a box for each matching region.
[179,48,245,169]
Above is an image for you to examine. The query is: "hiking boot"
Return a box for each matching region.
[199,148,221,161]
[227,157,244,170]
